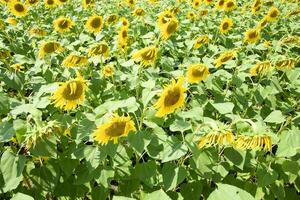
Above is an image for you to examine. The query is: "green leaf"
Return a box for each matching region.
[257,166,278,187]
[207,184,255,200]
[212,102,234,114]
[134,161,157,187]
[142,189,172,200]
[224,148,246,170]
[276,128,300,157]
[13,119,27,143]
[96,167,115,188]
[0,121,15,142]
[180,181,203,200]
[112,197,136,200]
[10,193,34,200]
[0,150,26,192]
[127,130,152,154]
[58,158,79,178]
[162,162,187,191]
[169,119,191,133]
[0,93,10,115]
[264,110,285,124]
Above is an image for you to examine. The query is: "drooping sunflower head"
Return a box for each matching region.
[132,46,158,67]
[85,15,103,33]
[44,0,56,8]
[93,114,136,145]
[102,64,114,78]
[224,0,236,12]
[234,135,272,151]
[257,16,268,29]
[29,27,47,37]
[249,61,272,76]
[215,0,225,10]
[186,64,210,83]
[160,18,178,40]
[88,42,109,58]
[62,54,88,68]
[9,1,28,17]
[198,131,235,149]
[38,41,63,59]
[157,10,175,29]
[193,35,209,49]
[133,8,145,17]
[214,50,237,68]
[51,73,87,111]
[26,0,39,6]
[154,77,186,117]
[220,17,233,34]
[244,28,260,44]
[266,7,280,22]
[275,59,297,71]
[192,0,201,9]
[118,26,129,50]
[106,14,118,25]
[82,0,94,8]
[252,3,261,15]
[53,17,74,33]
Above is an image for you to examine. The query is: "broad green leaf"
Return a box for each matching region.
[207,184,255,200]
[162,162,187,191]
[10,193,34,200]
[142,189,172,200]
[0,93,10,115]
[212,102,235,114]
[276,128,300,157]
[127,130,153,154]
[96,167,115,188]
[169,119,191,133]
[0,121,15,142]
[264,110,285,124]
[257,166,278,187]
[112,197,136,200]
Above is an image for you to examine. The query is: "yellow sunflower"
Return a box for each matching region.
[0,0,11,5]
[234,135,272,151]
[44,0,56,8]
[204,0,213,5]
[266,7,280,22]
[102,64,114,78]
[38,41,63,59]
[88,42,109,58]
[193,35,209,49]
[220,17,233,34]
[55,0,68,5]
[224,0,236,12]
[85,15,103,33]
[187,11,196,20]
[198,131,235,149]
[53,17,74,33]
[275,59,297,71]
[82,0,94,8]
[215,0,225,10]
[157,10,175,29]
[160,18,178,40]
[62,54,88,68]
[132,46,158,67]
[29,28,47,37]
[10,63,24,72]
[244,28,260,44]
[118,26,129,50]
[120,17,129,27]
[125,0,135,7]
[133,8,145,17]
[26,0,39,6]
[93,114,136,145]
[249,61,272,76]
[106,14,118,26]
[154,77,186,117]
[192,0,201,9]
[214,50,236,68]
[186,64,210,83]
[199,9,209,17]
[51,73,87,111]
[252,4,261,15]
[9,1,28,17]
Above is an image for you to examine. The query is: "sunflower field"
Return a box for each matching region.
[0,0,300,199]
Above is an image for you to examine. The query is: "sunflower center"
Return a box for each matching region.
[14,3,25,12]
[58,20,69,29]
[195,2,199,6]
[107,15,117,23]
[218,0,225,6]
[220,54,233,63]
[222,22,229,30]
[47,0,54,5]
[122,30,128,38]
[62,81,84,100]
[43,43,58,53]
[192,69,204,77]
[91,17,101,28]
[105,121,126,137]
[164,87,181,107]
[141,49,155,60]
[226,2,234,8]
[28,0,38,4]
[166,20,177,34]
[248,31,258,39]
[270,10,278,18]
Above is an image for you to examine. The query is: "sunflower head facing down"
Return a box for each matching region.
[93,114,136,145]
[118,26,129,50]
[244,28,260,44]
[157,10,175,29]
[132,46,158,67]
[266,7,280,22]
[214,50,237,68]
[257,17,268,30]
[38,41,63,58]
[85,15,103,33]
[249,61,272,76]
[9,1,28,17]
[106,14,118,25]
[154,77,186,117]
[62,54,88,68]
[51,73,87,111]
[193,35,209,49]
[160,18,178,40]
[186,63,210,83]
[220,17,233,34]
[88,42,109,58]
[29,28,47,37]
[133,8,145,17]
[53,17,74,33]
[275,59,297,71]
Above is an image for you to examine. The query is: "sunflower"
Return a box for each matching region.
[51,73,87,111]
[187,11,196,20]
[198,131,235,149]
[26,0,39,6]
[199,9,209,17]
[214,50,236,68]
[266,7,280,22]
[157,10,175,29]
[93,115,136,145]
[154,77,186,117]
[44,0,56,8]
[0,50,11,59]
[133,8,145,17]
[204,0,213,5]
[82,0,94,8]
[257,16,268,30]
[252,4,261,15]
[55,0,68,5]
[125,0,135,7]
[88,42,109,58]
[234,135,272,151]
[10,63,24,72]
[38,41,63,59]
[120,17,129,27]
[53,17,74,33]
[220,17,233,34]
[118,26,129,50]
[287,9,300,17]
[106,14,118,26]
[192,0,201,9]
[249,61,272,76]
[170,6,180,14]
[244,28,260,44]
[132,46,158,67]
[85,15,103,33]
[215,0,225,10]
[193,35,209,49]
[0,0,11,5]
[224,0,236,12]
[9,1,28,17]
[252,0,261,8]
[160,18,178,40]
[186,64,210,83]
[62,54,88,68]
[275,59,297,71]
[29,28,47,37]
[102,64,114,78]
